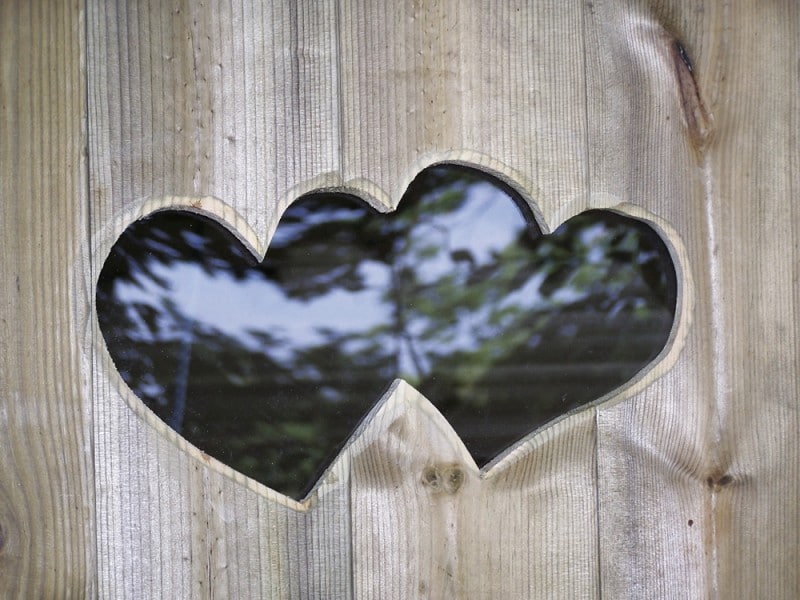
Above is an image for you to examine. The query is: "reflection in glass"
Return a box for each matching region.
[97,165,676,499]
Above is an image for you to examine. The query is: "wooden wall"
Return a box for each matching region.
[0,0,797,597]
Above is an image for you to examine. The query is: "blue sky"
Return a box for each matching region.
[116,180,537,358]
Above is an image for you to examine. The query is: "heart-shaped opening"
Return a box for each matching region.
[97,165,677,499]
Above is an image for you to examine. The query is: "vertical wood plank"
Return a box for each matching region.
[87,1,352,596]
[348,381,480,598]
[586,1,800,597]
[704,3,800,597]
[473,410,600,599]
[338,0,590,218]
[0,1,94,596]
[87,0,342,252]
[583,2,716,596]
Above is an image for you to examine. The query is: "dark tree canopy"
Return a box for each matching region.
[97,165,676,499]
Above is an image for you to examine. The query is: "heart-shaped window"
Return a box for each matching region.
[97,165,676,499]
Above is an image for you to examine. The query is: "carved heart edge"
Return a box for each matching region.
[90,184,693,512]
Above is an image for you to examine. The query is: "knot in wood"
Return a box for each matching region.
[706,473,735,492]
[421,463,465,495]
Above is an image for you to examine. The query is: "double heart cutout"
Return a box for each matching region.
[97,165,677,499]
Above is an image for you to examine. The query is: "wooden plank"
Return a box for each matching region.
[586,1,800,597]
[338,0,590,221]
[87,1,352,597]
[471,409,600,599]
[87,0,342,252]
[347,381,482,598]
[703,3,799,597]
[0,1,95,596]
[583,2,717,596]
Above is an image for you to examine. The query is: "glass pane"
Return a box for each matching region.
[97,165,676,499]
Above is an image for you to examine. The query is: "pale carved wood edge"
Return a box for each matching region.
[92,186,691,510]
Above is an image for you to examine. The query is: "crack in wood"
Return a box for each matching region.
[671,40,714,152]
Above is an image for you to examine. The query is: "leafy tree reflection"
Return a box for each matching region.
[97,166,676,499]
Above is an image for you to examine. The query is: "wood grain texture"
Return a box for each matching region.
[586,2,800,597]
[0,1,95,597]
[584,3,717,597]
[702,4,799,597]
[82,0,800,597]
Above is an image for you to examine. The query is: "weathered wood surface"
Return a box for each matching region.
[0,1,95,597]
[1,0,797,597]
